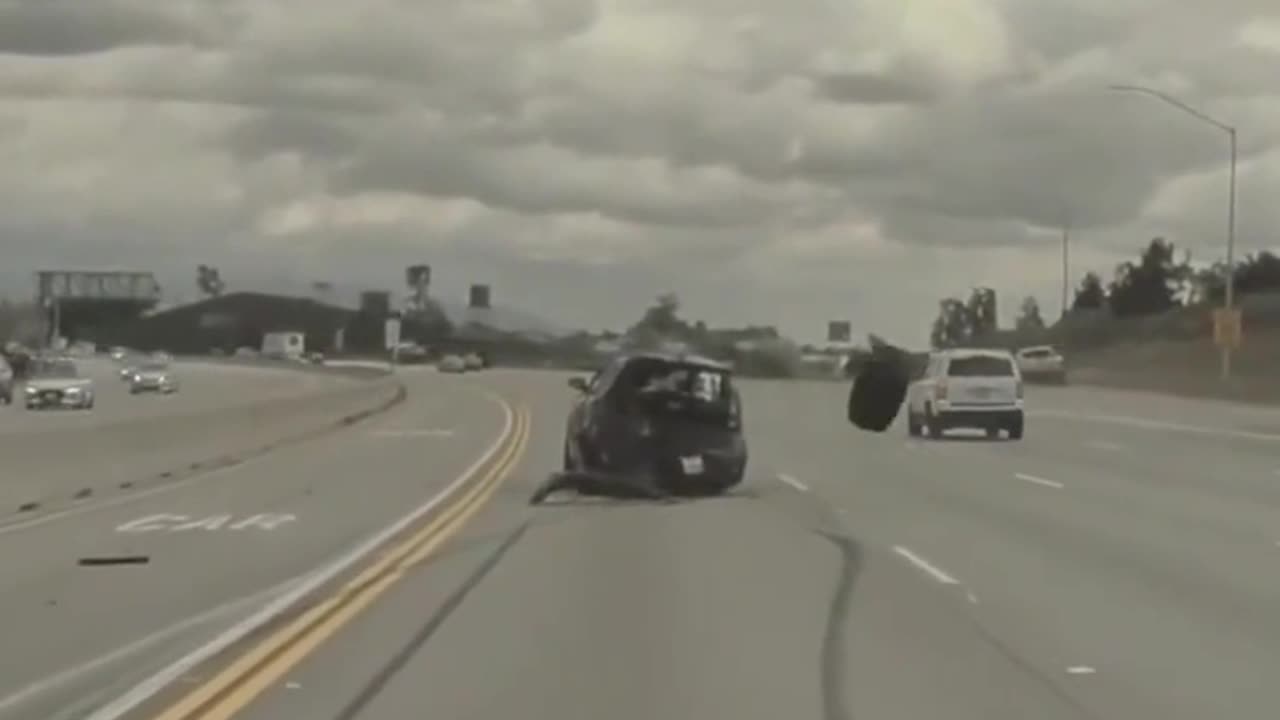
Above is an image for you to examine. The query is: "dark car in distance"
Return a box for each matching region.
[563,352,748,496]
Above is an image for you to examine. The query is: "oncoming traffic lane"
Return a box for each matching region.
[109,401,531,720]
[0,373,512,720]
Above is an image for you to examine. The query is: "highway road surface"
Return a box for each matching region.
[2,369,1279,719]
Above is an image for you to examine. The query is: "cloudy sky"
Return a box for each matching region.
[1,0,1278,345]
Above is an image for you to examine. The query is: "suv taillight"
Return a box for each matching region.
[934,380,948,400]
[1016,380,1024,399]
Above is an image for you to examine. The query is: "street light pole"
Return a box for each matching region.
[1108,84,1239,380]
[1224,126,1237,379]
[1061,223,1070,320]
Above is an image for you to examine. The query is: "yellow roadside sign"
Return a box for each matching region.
[1212,308,1242,349]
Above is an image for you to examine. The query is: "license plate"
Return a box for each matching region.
[971,387,993,398]
[680,456,705,475]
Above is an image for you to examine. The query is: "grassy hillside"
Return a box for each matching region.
[990,291,1280,403]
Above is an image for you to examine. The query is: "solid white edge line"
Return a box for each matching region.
[1014,472,1065,490]
[83,390,515,720]
[0,573,308,715]
[776,473,809,493]
[892,545,960,585]
[1032,409,1280,442]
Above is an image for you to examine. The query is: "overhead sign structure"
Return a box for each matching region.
[469,284,491,309]
[828,321,852,343]
[1212,307,1242,349]
[384,317,402,350]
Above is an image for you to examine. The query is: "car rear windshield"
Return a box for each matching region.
[947,356,1015,377]
[617,359,737,424]
[1020,348,1055,358]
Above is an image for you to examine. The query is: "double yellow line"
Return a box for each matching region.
[150,402,532,720]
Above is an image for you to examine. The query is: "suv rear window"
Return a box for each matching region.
[947,356,1014,377]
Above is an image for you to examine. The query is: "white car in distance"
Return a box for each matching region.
[1015,345,1066,384]
[906,348,1024,440]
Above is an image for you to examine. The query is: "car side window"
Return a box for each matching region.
[590,359,623,397]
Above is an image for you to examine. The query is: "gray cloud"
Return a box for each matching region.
[0,0,1277,345]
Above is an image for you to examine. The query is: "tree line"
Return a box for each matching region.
[929,238,1280,349]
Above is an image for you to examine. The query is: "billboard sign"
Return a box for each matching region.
[469,284,491,309]
[827,321,852,343]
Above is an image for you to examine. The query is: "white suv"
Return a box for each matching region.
[906,348,1024,440]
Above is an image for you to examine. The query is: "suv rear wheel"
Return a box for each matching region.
[925,406,944,439]
[1008,414,1025,440]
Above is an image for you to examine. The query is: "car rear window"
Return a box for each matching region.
[1020,349,1054,358]
[617,359,737,424]
[947,356,1015,377]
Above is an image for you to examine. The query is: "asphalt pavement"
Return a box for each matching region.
[5,369,1280,719]
[0,359,397,519]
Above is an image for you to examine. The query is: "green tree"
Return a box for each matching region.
[1107,237,1190,317]
[930,297,973,349]
[966,287,998,337]
[1015,296,1046,332]
[1072,272,1106,310]
[196,265,225,298]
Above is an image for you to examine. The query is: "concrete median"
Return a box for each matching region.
[0,375,405,521]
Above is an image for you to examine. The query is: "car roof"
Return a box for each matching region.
[621,351,733,373]
[933,347,1014,360]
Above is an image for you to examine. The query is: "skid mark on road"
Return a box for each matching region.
[332,522,531,720]
[815,531,861,720]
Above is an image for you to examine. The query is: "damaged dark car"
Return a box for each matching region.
[545,352,748,501]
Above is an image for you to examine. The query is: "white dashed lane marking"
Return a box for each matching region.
[776,473,809,493]
[892,545,960,585]
[1014,472,1065,490]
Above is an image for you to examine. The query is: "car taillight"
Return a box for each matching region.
[1016,380,1024,399]
[935,380,948,400]
[634,417,653,437]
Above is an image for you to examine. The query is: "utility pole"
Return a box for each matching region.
[1061,223,1070,320]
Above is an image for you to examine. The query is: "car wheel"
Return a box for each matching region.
[1008,415,1025,440]
[925,406,944,439]
[906,410,921,437]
